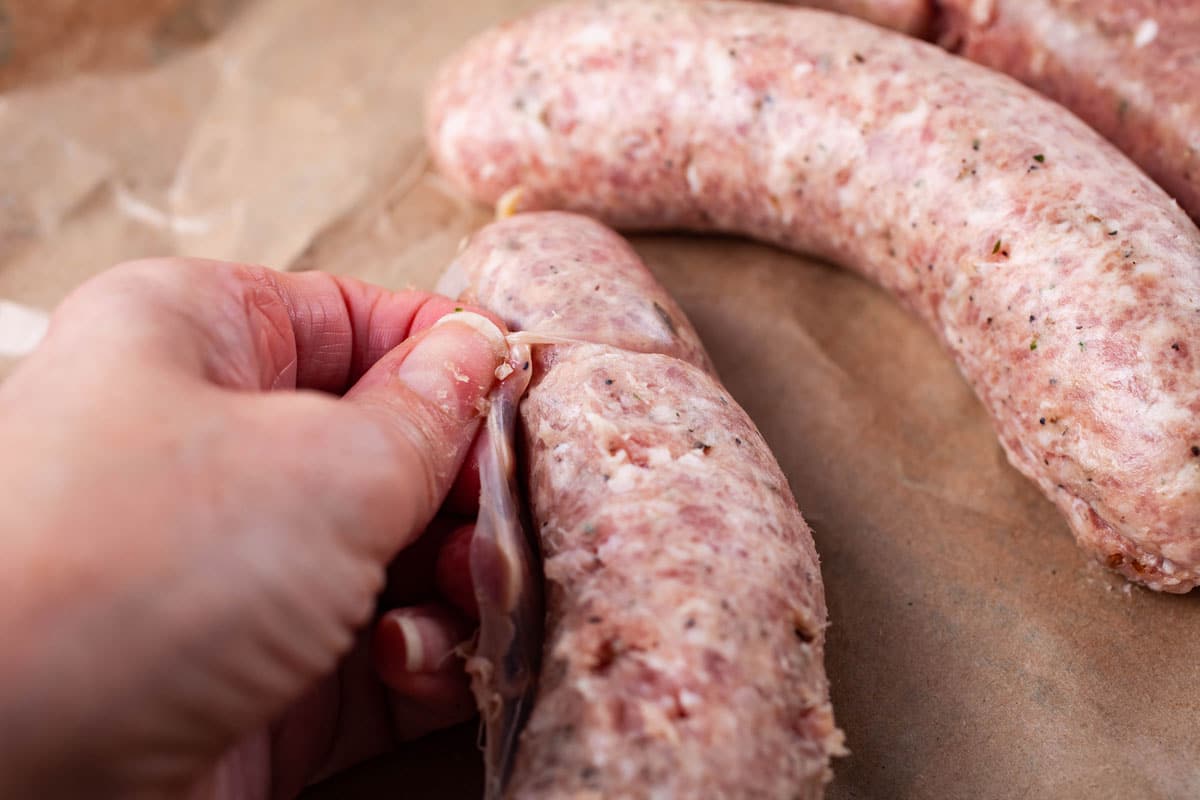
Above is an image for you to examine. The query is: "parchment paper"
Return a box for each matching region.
[1,1,1196,797]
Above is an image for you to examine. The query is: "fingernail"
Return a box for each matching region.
[393,614,428,672]
[395,313,505,419]
[432,311,507,356]
[383,608,468,673]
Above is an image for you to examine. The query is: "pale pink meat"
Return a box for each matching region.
[938,0,1200,226]
[778,0,1200,223]
[427,0,1200,592]
[779,0,932,36]
[448,212,842,798]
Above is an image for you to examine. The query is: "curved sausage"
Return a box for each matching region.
[426,0,1200,592]
[937,0,1200,226]
[779,0,932,37]
[446,212,843,798]
[779,0,1200,224]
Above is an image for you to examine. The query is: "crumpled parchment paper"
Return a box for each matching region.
[1,2,1196,797]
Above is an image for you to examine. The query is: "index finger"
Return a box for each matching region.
[46,258,507,394]
[281,269,507,393]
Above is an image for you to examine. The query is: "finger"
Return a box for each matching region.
[279,603,478,790]
[387,675,478,743]
[266,668,346,799]
[374,604,473,678]
[277,271,506,393]
[443,431,485,516]
[436,523,480,620]
[271,634,395,796]
[380,516,462,610]
[336,312,507,556]
[44,258,507,393]
[372,604,478,741]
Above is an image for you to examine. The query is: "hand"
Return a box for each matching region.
[0,258,506,798]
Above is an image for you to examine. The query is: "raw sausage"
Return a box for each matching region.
[429,0,1200,592]
[427,0,1200,592]
[444,211,843,798]
[449,212,843,797]
[938,0,1200,227]
[778,0,931,36]
[780,0,1200,224]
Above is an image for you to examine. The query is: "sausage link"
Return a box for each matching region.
[936,0,1200,226]
[448,211,843,798]
[779,0,932,36]
[777,0,1200,223]
[427,0,1200,592]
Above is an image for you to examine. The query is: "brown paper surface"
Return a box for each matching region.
[1,1,1196,797]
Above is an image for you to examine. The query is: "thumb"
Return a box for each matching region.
[341,311,507,556]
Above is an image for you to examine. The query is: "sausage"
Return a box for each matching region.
[443,211,843,798]
[778,0,932,36]
[937,0,1200,226]
[777,0,1200,224]
[426,0,1200,592]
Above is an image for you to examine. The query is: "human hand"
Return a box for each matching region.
[0,258,505,798]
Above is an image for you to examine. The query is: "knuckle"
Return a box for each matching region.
[46,259,190,344]
[55,258,223,325]
[227,267,297,388]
